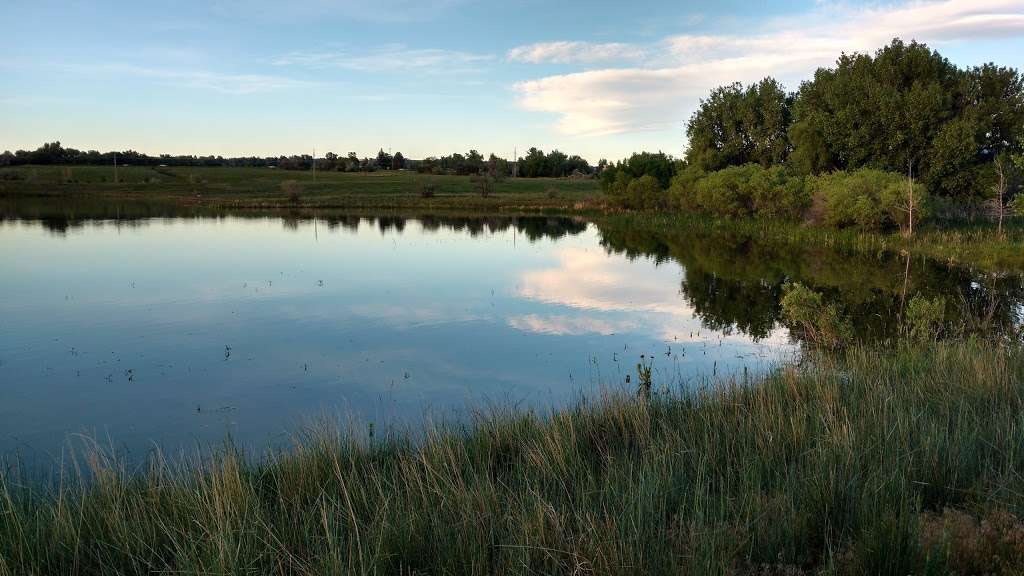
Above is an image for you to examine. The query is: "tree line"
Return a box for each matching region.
[0,142,596,179]
[604,38,1024,230]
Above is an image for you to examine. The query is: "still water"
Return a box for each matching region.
[2,210,1021,461]
[0,213,790,460]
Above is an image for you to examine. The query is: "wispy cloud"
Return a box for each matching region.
[85,64,314,94]
[513,0,1024,137]
[507,41,646,64]
[273,44,493,74]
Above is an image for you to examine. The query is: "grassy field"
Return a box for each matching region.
[0,165,603,211]
[3,341,1024,575]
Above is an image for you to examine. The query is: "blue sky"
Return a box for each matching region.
[2,0,1023,162]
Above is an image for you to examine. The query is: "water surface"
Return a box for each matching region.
[2,206,1021,462]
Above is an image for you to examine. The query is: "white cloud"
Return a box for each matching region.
[507,41,646,64]
[513,0,1024,137]
[273,45,493,74]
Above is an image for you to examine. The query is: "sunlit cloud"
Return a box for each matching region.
[513,0,1024,136]
[507,313,638,336]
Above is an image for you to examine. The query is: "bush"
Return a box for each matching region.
[904,294,946,343]
[280,180,302,204]
[1011,193,1024,216]
[417,178,436,199]
[625,175,666,209]
[606,173,668,210]
[669,164,809,219]
[809,168,929,230]
[780,282,852,349]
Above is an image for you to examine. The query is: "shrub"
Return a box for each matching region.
[625,175,666,209]
[779,282,852,348]
[417,178,436,199]
[919,508,1024,575]
[808,168,929,230]
[1011,193,1024,216]
[280,180,302,203]
[904,294,946,343]
[470,173,495,197]
[669,164,808,219]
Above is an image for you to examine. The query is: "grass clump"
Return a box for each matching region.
[3,341,1024,574]
[780,282,852,349]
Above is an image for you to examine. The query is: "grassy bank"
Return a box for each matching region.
[4,165,1024,272]
[4,342,1024,574]
[0,165,602,211]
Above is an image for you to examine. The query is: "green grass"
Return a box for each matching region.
[0,165,603,211]
[4,341,1024,575]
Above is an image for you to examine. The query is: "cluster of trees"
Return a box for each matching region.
[605,39,1024,229]
[516,148,591,177]
[1,142,599,181]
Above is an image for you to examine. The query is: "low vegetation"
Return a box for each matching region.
[0,165,601,211]
[3,339,1024,574]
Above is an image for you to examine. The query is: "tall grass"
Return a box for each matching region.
[3,342,1024,574]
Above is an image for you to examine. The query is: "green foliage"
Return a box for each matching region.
[607,174,666,210]
[780,282,852,349]
[517,147,591,178]
[789,39,1024,200]
[904,294,946,343]
[808,168,928,230]
[686,78,792,172]
[669,164,808,219]
[1012,194,1024,216]
[600,152,678,193]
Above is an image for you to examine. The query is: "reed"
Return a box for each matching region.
[3,341,1024,574]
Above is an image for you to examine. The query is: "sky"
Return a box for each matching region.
[2,0,1023,162]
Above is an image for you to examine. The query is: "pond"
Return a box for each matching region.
[1,204,1021,462]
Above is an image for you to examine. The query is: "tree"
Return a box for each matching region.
[392,152,405,170]
[686,78,792,172]
[376,149,393,170]
[788,39,1023,200]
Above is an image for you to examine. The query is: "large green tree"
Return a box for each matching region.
[789,39,1024,200]
[685,77,792,172]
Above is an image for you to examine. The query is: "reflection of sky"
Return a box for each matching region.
[0,217,793,461]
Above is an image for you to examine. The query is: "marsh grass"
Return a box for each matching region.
[3,342,1024,574]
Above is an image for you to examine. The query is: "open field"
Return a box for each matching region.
[3,341,1024,574]
[0,165,603,211]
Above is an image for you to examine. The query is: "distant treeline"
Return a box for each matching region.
[0,143,596,179]
[602,38,1024,229]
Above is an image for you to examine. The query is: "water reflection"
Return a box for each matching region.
[596,219,1024,342]
[2,205,1019,464]
[1,209,786,463]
